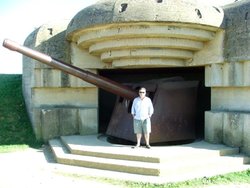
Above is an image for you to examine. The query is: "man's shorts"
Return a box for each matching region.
[133,118,151,134]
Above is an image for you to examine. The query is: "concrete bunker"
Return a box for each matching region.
[12,0,250,155]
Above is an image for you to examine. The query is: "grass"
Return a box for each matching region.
[58,169,250,188]
[0,74,249,187]
[0,74,42,152]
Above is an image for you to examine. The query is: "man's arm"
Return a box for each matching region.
[131,99,136,116]
[148,98,154,117]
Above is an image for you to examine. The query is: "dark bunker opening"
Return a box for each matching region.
[98,67,210,145]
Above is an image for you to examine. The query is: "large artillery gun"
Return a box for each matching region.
[3,39,198,144]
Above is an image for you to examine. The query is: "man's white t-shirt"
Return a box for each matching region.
[131,96,154,120]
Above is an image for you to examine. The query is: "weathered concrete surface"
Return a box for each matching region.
[23,20,98,142]
[205,111,223,144]
[66,0,224,39]
[50,135,250,183]
[32,88,97,108]
[243,114,250,156]
[21,0,250,154]
[23,20,72,141]
[0,147,250,187]
[32,108,98,141]
[78,108,98,135]
[223,0,250,62]
[223,113,244,147]
[211,87,250,111]
[204,0,250,154]
[205,111,250,156]
[66,0,224,69]
[68,23,221,68]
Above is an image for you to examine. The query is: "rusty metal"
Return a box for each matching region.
[2,39,137,100]
[106,78,199,144]
[3,39,199,144]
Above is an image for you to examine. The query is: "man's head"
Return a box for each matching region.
[138,87,146,99]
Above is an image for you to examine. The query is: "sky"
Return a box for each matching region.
[0,0,235,74]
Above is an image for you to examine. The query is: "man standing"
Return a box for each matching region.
[131,87,154,149]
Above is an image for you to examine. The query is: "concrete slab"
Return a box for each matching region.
[49,134,250,184]
[61,134,240,160]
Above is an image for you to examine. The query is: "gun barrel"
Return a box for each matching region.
[3,39,137,100]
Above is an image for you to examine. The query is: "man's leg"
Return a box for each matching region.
[133,119,142,147]
[136,133,142,146]
[143,119,151,148]
[144,133,150,147]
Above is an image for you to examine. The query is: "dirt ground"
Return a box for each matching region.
[0,146,250,188]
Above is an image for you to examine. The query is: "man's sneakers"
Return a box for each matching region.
[132,144,140,149]
[132,144,151,149]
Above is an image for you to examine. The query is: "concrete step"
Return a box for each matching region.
[60,135,240,163]
[49,138,161,176]
[61,135,161,163]
[160,153,250,176]
[49,135,250,178]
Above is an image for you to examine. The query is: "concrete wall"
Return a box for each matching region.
[22,0,250,156]
[23,20,99,142]
[205,1,250,155]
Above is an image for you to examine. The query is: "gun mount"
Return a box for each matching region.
[3,39,198,144]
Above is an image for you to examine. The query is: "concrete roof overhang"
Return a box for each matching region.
[66,0,224,41]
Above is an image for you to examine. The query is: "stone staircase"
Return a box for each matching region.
[49,135,250,183]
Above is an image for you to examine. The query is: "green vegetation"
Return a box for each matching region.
[0,74,42,152]
[58,169,250,188]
